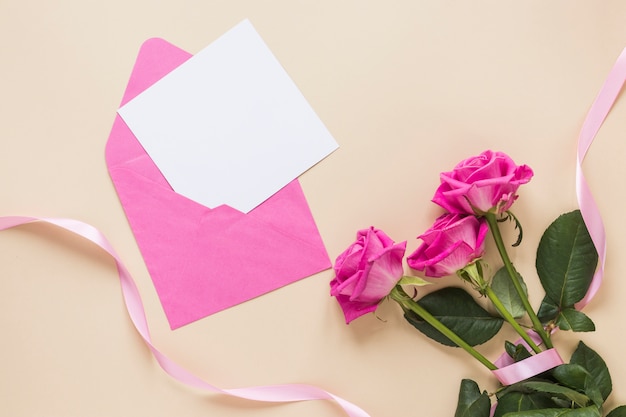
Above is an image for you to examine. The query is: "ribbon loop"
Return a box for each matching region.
[492,348,564,386]
[0,216,370,417]
[491,47,626,385]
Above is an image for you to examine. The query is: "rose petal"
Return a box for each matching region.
[334,293,381,324]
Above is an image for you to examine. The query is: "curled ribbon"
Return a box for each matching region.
[0,216,370,417]
[491,47,626,386]
[574,48,626,309]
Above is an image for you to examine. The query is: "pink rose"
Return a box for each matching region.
[432,150,533,215]
[330,227,407,324]
[407,213,488,278]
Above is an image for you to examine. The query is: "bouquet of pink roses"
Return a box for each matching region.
[330,150,625,417]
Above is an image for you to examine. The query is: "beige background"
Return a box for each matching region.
[2,1,626,416]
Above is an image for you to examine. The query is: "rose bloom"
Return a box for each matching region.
[330,227,407,324]
[432,150,533,215]
[407,213,488,278]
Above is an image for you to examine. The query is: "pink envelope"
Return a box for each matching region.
[105,38,331,329]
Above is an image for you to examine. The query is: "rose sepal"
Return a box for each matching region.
[396,275,432,287]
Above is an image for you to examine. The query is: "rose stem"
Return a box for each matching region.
[390,286,498,371]
[484,287,542,353]
[484,213,553,349]
[460,264,542,353]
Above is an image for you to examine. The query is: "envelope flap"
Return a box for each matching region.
[105,39,192,169]
[120,38,192,107]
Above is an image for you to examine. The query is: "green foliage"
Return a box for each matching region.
[570,342,612,402]
[460,341,620,417]
[552,364,592,393]
[536,210,598,320]
[493,390,555,417]
[505,341,532,362]
[556,309,595,332]
[537,296,561,325]
[403,287,503,347]
[502,406,601,416]
[519,381,590,407]
[440,209,618,416]
[491,267,528,319]
[454,379,491,417]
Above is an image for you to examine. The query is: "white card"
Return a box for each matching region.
[117,19,338,213]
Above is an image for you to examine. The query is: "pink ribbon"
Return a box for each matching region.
[574,48,626,309]
[492,348,564,386]
[492,47,626,386]
[491,330,564,385]
[0,216,370,417]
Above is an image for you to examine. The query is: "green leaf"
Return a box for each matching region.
[491,267,528,318]
[566,406,602,416]
[607,406,626,417]
[520,381,589,407]
[537,296,560,325]
[493,390,555,417]
[404,287,503,347]
[536,210,598,308]
[584,383,604,409]
[505,340,517,358]
[552,364,603,407]
[556,308,595,332]
[454,379,491,417]
[502,405,601,417]
[505,341,532,362]
[552,364,590,391]
[570,342,612,402]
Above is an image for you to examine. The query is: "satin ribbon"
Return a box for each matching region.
[492,348,564,386]
[0,216,370,417]
[491,330,562,385]
[574,48,626,309]
[491,47,626,386]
